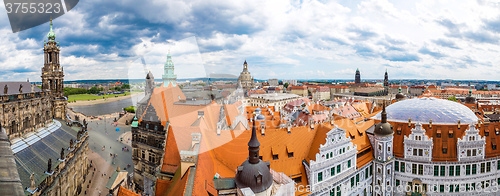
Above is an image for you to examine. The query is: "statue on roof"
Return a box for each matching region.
[69,139,74,148]
[19,84,22,94]
[60,148,64,160]
[30,173,35,190]
[3,84,7,95]
[47,158,52,173]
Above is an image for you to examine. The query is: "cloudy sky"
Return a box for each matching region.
[1,0,500,81]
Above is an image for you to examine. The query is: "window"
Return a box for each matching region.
[396,179,400,186]
[326,153,329,159]
[388,146,391,152]
[449,166,454,176]
[443,146,447,154]
[434,166,439,176]
[293,177,302,183]
[413,149,417,156]
[467,150,471,156]
[418,164,423,175]
[473,149,477,156]
[273,155,279,160]
[343,148,345,153]
[365,168,369,178]
[497,161,500,170]
[395,161,399,172]
[472,164,477,174]
[487,162,491,172]
[348,160,351,168]
[288,152,294,158]
[318,172,323,182]
[369,165,372,176]
[336,186,341,196]
[440,166,445,176]
[337,165,341,173]
[466,165,471,175]
[356,174,359,185]
[331,167,335,176]
[481,163,485,173]
[440,185,444,192]
[387,169,390,175]
[412,164,417,174]
[400,162,405,172]
[351,177,354,187]
[419,149,423,156]
[456,165,460,176]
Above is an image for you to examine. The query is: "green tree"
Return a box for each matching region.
[88,87,100,94]
[121,84,130,89]
[448,96,457,102]
[284,83,289,89]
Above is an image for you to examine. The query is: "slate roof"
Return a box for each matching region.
[0,82,42,95]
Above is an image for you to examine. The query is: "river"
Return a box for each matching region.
[69,93,145,116]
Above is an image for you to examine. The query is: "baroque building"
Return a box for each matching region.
[238,60,255,92]
[0,19,67,140]
[0,20,87,196]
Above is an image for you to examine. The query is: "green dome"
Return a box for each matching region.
[131,116,139,128]
[47,20,56,41]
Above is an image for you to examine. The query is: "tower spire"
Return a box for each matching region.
[248,114,260,164]
[381,102,387,123]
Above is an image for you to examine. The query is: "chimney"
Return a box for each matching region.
[429,119,432,128]
[191,133,201,148]
[260,122,265,136]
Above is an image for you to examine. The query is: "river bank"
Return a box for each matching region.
[68,92,143,107]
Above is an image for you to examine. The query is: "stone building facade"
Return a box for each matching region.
[0,19,66,140]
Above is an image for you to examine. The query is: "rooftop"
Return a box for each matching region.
[373,97,478,124]
[249,93,299,101]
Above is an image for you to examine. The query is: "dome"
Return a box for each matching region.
[255,108,262,114]
[256,114,265,121]
[373,97,478,124]
[235,160,273,193]
[374,104,393,136]
[395,93,406,99]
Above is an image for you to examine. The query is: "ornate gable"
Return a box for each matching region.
[404,123,433,162]
[457,124,485,161]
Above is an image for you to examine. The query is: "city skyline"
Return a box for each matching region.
[1,0,500,81]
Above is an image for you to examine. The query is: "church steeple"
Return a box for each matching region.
[162,50,177,87]
[47,18,56,41]
[42,19,63,97]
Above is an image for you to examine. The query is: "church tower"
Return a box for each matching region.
[41,19,66,119]
[355,68,361,83]
[162,51,177,87]
[145,71,155,95]
[384,69,389,87]
[373,103,394,196]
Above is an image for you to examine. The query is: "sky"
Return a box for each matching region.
[1,0,500,81]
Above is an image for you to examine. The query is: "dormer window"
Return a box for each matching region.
[256,173,262,184]
[492,140,497,150]
[397,127,402,135]
[496,127,499,135]
[437,129,441,138]
[486,129,490,136]
[449,130,453,138]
